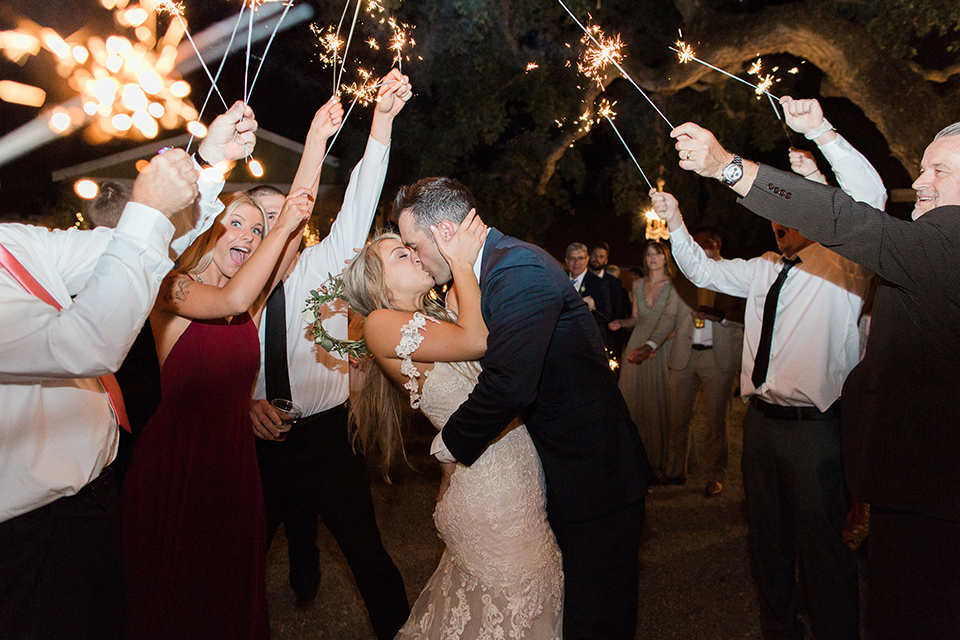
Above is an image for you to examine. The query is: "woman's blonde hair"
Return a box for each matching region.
[341,231,451,480]
[176,192,268,275]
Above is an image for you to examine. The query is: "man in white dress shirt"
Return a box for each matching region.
[0,101,257,640]
[247,71,411,639]
[650,99,885,640]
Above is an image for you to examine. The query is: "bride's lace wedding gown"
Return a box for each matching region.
[395,313,564,640]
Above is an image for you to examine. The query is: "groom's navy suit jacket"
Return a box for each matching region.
[443,228,655,522]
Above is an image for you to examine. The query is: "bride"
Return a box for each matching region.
[341,213,563,639]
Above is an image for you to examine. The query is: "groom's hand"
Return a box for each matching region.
[437,462,457,502]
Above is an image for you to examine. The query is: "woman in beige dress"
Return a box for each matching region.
[609,241,679,474]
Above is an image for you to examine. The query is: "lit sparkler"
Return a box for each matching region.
[675,40,695,64]
[311,23,343,67]
[746,56,784,120]
[340,67,379,106]
[671,40,781,101]
[387,17,415,71]
[578,27,623,90]
[598,99,653,190]
[556,0,674,128]
[526,62,539,72]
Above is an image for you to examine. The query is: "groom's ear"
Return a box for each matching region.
[438,219,457,242]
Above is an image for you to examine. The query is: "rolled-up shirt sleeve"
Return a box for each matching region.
[0,204,174,382]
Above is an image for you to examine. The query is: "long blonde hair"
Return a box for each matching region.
[341,231,452,480]
[176,192,268,276]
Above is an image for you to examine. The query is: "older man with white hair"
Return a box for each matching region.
[672,99,960,640]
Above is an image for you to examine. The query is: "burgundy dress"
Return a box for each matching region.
[121,314,269,640]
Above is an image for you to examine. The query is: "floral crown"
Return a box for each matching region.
[304,273,368,359]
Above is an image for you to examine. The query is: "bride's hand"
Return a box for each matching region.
[430,209,488,270]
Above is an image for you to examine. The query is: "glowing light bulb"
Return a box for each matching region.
[185,120,207,138]
[74,179,99,199]
[49,110,71,132]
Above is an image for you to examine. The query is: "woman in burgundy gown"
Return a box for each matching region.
[120,189,314,639]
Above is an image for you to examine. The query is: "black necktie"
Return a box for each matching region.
[265,281,292,402]
[751,257,801,390]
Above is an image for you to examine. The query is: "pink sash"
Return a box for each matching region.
[0,242,131,432]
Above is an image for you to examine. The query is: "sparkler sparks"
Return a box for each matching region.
[526,62,539,72]
[387,17,415,70]
[670,45,781,101]
[556,0,674,128]
[311,24,343,67]
[675,40,695,64]
[578,27,623,90]
[340,67,379,106]
[746,57,782,99]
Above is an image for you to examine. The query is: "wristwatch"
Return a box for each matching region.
[720,155,743,186]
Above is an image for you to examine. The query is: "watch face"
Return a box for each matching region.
[723,163,743,182]
[723,163,743,183]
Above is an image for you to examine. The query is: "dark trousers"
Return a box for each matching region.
[255,402,409,640]
[867,507,960,640]
[548,497,644,640]
[0,469,122,640]
[741,404,859,640]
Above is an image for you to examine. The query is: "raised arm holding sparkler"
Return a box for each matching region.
[673,96,886,210]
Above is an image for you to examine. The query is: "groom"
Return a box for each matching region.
[397,177,655,639]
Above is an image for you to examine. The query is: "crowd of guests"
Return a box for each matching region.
[0,52,958,640]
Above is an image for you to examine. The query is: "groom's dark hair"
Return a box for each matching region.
[393,177,476,233]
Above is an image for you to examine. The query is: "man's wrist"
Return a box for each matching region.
[804,118,834,141]
[196,144,225,166]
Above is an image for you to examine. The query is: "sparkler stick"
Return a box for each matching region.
[161,1,230,109]
[244,0,292,105]
[308,78,394,187]
[335,0,363,95]
[244,0,254,109]
[670,44,781,101]
[188,1,247,154]
[332,0,351,95]
[599,101,653,190]
[556,0,674,129]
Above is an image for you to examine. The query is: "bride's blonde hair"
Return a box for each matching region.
[342,232,452,480]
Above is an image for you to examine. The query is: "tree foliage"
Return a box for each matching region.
[303,0,957,252]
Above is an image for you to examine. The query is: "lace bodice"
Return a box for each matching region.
[394,312,563,640]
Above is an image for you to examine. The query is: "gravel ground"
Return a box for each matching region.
[265,393,864,639]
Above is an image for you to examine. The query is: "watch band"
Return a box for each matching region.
[194,149,213,168]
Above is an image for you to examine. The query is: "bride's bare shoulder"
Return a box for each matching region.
[363,309,426,358]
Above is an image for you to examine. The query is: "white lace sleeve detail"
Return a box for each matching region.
[395,312,440,409]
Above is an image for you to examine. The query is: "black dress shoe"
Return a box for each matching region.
[291,570,320,604]
[656,474,687,486]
